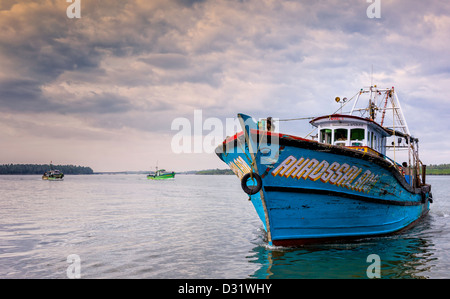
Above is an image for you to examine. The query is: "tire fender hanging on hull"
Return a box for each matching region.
[241,172,262,195]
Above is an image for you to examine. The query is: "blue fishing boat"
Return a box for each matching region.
[216,86,432,246]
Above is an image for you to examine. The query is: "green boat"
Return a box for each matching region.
[42,162,64,180]
[147,167,175,180]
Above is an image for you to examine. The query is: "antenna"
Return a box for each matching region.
[370,64,373,87]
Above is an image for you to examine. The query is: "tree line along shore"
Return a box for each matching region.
[1,164,449,175]
[0,164,94,175]
[426,164,450,175]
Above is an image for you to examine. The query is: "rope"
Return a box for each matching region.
[278,116,315,121]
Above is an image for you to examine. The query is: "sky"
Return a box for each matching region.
[1,0,449,172]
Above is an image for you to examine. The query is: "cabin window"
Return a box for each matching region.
[320,129,332,144]
[334,128,348,146]
[369,131,374,148]
[350,128,365,146]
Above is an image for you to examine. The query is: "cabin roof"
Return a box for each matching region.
[310,114,391,136]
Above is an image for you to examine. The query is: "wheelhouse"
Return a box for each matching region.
[310,114,390,155]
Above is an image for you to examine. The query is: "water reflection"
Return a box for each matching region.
[248,217,437,279]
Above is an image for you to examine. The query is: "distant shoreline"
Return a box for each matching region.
[0,164,93,175]
[2,172,449,176]
[2,163,449,176]
[0,165,234,175]
[92,169,234,175]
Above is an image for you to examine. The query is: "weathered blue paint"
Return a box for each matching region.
[216,114,431,246]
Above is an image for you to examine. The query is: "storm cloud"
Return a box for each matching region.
[1,0,449,171]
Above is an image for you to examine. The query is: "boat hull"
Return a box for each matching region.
[42,174,64,180]
[147,172,175,180]
[216,130,431,246]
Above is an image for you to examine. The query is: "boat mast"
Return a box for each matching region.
[340,85,424,188]
[392,90,410,136]
[349,86,410,136]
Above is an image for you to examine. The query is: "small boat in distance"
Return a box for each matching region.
[42,162,64,180]
[147,166,175,180]
[216,85,433,246]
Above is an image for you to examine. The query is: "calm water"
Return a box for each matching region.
[0,174,448,279]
